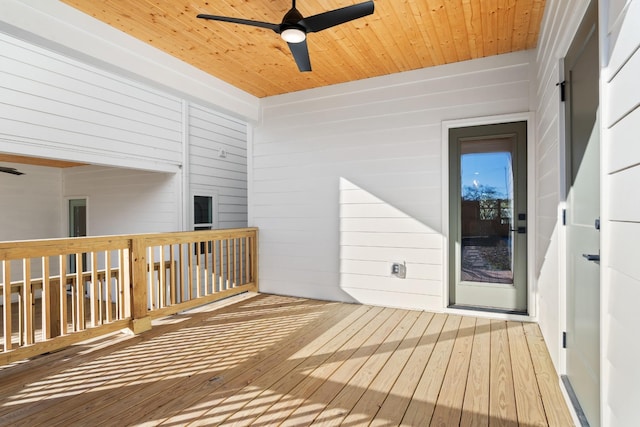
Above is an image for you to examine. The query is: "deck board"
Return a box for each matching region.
[0,293,574,426]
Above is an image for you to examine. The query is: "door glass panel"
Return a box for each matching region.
[460,139,514,285]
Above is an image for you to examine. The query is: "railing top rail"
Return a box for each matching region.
[0,236,131,260]
[0,228,258,260]
[139,228,257,246]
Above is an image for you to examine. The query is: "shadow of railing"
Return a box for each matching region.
[0,294,571,426]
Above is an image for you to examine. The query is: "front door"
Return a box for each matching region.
[564,3,600,425]
[449,121,528,313]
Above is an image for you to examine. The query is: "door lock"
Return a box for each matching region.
[582,254,600,262]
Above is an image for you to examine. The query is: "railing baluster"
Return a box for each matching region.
[59,255,67,335]
[2,260,11,351]
[169,245,176,305]
[203,242,209,296]
[187,243,193,302]
[123,248,131,319]
[158,245,167,307]
[42,256,51,340]
[118,249,125,319]
[211,240,220,294]
[242,237,247,285]
[179,243,185,303]
[76,252,84,331]
[231,238,236,288]
[148,246,155,310]
[105,250,112,323]
[23,258,33,345]
[90,251,98,327]
[224,238,231,289]
[195,241,202,298]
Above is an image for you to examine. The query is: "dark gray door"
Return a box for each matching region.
[564,2,600,425]
[449,121,528,313]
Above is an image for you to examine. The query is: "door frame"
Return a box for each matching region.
[65,196,89,237]
[65,196,89,274]
[442,112,536,318]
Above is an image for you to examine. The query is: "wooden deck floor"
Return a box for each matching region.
[0,293,573,426]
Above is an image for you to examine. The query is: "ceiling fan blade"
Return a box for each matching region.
[0,166,24,175]
[301,1,374,33]
[197,14,280,33]
[288,40,312,72]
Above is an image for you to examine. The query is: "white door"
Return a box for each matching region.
[564,3,600,425]
[449,121,528,313]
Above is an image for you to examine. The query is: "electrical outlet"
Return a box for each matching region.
[391,262,406,279]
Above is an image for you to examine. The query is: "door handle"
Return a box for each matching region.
[582,254,600,262]
[510,227,526,234]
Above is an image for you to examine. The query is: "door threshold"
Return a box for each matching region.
[448,304,528,316]
[561,375,590,426]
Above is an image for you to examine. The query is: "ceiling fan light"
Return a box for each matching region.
[281,28,306,43]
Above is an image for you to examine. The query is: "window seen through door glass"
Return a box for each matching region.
[194,196,212,227]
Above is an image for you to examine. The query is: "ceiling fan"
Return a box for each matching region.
[197,0,375,72]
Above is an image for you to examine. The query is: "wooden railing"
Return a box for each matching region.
[0,228,258,365]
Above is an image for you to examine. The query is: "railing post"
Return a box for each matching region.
[251,229,259,292]
[130,237,151,334]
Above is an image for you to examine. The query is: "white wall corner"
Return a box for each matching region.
[246,123,255,227]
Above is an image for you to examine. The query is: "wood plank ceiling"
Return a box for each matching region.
[60,0,546,98]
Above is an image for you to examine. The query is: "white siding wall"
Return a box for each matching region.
[532,0,591,370]
[0,30,250,239]
[602,0,640,425]
[189,104,248,229]
[252,51,532,309]
[0,32,183,173]
[62,165,180,236]
[0,0,258,121]
[0,163,62,241]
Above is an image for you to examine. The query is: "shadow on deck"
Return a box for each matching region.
[0,293,574,426]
